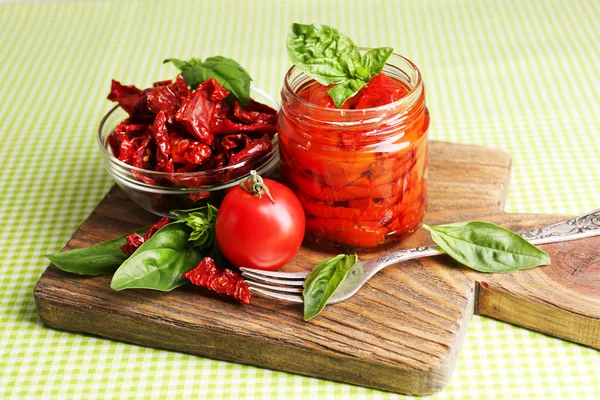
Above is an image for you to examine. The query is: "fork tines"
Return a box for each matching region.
[239,267,307,303]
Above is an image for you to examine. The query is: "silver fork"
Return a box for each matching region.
[240,209,600,304]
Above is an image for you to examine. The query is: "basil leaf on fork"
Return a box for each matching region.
[302,254,358,321]
[422,221,551,273]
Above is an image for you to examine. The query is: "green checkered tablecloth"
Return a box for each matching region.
[1,0,598,398]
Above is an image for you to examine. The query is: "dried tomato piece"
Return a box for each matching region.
[212,102,278,136]
[120,217,171,256]
[114,120,148,135]
[120,233,144,257]
[153,79,173,87]
[170,136,212,165]
[107,80,144,115]
[232,100,277,126]
[219,134,252,151]
[152,111,174,173]
[114,136,135,163]
[175,78,228,145]
[228,135,273,165]
[189,191,211,202]
[147,75,191,118]
[183,257,251,304]
[131,130,154,170]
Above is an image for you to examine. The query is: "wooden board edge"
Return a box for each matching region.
[34,277,455,396]
[474,281,600,349]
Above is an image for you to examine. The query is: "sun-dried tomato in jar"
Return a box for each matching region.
[277,52,429,251]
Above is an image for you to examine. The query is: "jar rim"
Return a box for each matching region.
[282,49,423,115]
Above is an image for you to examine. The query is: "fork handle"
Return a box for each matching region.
[374,246,443,269]
[374,208,600,269]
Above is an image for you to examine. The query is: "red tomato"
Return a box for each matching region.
[216,178,305,270]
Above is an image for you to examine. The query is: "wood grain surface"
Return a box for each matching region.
[34,141,599,395]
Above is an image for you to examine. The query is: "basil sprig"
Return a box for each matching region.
[47,205,219,293]
[287,23,393,107]
[110,222,203,291]
[422,221,551,272]
[164,56,252,105]
[302,254,358,321]
[110,205,218,291]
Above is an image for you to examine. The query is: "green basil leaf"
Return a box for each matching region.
[110,248,201,291]
[327,78,367,108]
[287,23,360,85]
[302,254,358,321]
[110,223,202,291]
[46,228,148,276]
[170,205,218,249]
[164,56,252,105]
[360,47,394,78]
[286,23,395,108]
[422,221,551,273]
[162,57,202,71]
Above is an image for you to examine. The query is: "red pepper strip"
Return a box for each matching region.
[286,170,327,199]
[321,170,367,190]
[152,111,174,173]
[299,194,393,222]
[369,150,414,177]
[183,257,251,304]
[310,151,414,190]
[120,217,171,256]
[175,78,228,145]
[306,218,387,248]
[370,163,411,187]
[292,171,401,202]
[277,135,375,179]
[387,196,426,234]
[346,187,404,209]
[354,73,409,109]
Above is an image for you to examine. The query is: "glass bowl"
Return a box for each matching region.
[97,87,280,218]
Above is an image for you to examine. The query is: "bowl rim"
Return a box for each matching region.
[97,86,280,178]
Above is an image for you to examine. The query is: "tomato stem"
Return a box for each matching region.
[241,170,275,204]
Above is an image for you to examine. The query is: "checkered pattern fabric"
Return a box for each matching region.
[0,0,598,398]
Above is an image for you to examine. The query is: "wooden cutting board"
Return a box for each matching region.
[34,141,600,396]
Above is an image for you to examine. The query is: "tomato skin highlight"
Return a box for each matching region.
[215,179,305,270]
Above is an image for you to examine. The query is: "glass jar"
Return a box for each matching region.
[277,51,429,251]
